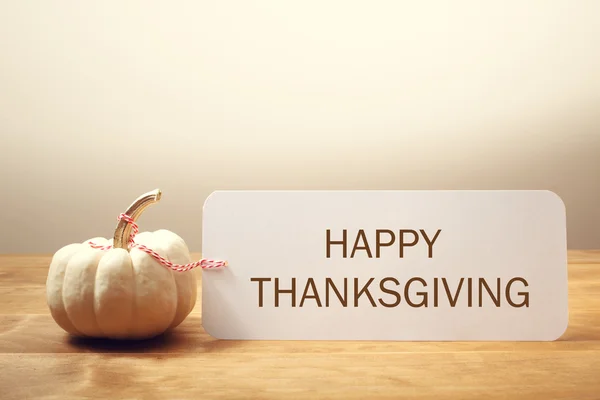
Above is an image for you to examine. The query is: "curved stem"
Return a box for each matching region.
[113,189,162,250]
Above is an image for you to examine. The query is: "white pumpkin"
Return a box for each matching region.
[46,189,198,340]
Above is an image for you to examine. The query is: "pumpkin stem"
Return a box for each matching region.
[113,189,162,250]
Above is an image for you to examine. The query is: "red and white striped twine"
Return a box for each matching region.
[88,213,227,272]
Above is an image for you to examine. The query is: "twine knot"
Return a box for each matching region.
[87,213,227,271]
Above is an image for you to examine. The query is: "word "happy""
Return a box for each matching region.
[326,229,442,259]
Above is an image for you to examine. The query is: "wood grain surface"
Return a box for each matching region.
[1,251,599,399]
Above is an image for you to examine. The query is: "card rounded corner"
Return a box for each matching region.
[202,191,221,214]
[548,311,570,341]
[202,321,226,340]
[541,189,567,216]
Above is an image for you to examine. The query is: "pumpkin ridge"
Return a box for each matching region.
[127,231,178,339]
[129,251,138,339]
[154,229,196,330]
[124,253,136,338]
[62,249,104,336]
[60,253,81,336]
[162,240,180,331]
[153,231,180,332]
[56,247,83,336]
[92,252,108,337]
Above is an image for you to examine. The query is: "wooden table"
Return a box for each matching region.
[1,251,599,399]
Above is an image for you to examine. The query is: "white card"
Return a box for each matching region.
[201,190,568,341]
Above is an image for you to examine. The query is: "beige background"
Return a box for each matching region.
[0,1,598,253]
